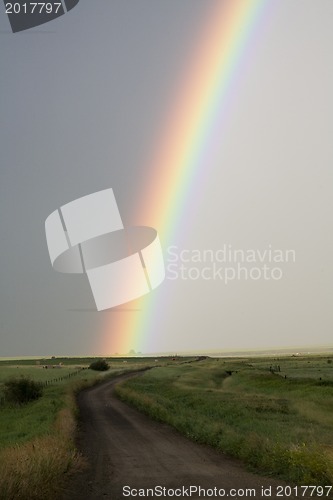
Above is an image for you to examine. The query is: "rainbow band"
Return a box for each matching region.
[103,0,270,354]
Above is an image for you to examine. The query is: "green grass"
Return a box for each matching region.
[0,373,92,498]
[0,363,115,449]
[0,356,173,499]
[116,356,333,485]
[0,373,90,449]
[0,366,80,383]
[0,357,168,449]
[0,355,180,367]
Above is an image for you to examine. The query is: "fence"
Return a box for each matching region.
[0,367,87,407]
[37,367,86,387]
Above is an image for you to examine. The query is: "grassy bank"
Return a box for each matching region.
[0,356,167,499]
[115,356,333,485]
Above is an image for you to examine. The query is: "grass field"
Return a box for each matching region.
[2,354,332,497]
[0,356,173,499]
[116,355,333,485]
[0,357,163,447]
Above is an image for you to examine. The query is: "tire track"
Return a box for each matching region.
[62,372,294,500]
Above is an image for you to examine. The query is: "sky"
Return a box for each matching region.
[0,0,332,357]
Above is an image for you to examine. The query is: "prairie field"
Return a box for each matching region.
[116,355,333,485]
[1,354,332,498]
[0,356,163,499]
[0,356,167,449]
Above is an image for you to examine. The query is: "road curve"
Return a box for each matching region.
[62,372,292,500]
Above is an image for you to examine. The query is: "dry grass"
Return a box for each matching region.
[0,404,84,500]
[0,359,160,499]
[116,359,333,485]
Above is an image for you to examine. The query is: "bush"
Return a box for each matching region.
[89,359,109,371]
[4,377,43,405]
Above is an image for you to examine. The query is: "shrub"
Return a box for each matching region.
[89,359,109,372]
[4,377,43,405]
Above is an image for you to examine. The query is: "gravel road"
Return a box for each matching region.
[62,372,298,500]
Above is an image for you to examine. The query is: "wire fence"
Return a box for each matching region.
[0,367,88,407]
[37,367,87,387]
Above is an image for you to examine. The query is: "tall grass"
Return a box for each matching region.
[116,358,333,485]
[0,358,161,499]
[0,406,82,499]
[0,380,83,499]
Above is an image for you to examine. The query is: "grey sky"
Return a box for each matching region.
[0,1,332,356]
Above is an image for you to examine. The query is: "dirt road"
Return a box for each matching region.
[62,372,294,499]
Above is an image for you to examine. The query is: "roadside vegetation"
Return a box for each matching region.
[116,356,333,485]
[4,377,43,405]
[0,356,168,499]
[89,359,110,371]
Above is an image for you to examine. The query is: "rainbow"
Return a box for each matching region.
[100,0,271,355]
